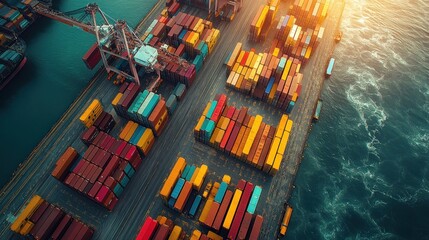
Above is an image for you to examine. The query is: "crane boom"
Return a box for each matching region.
[33,2,195,88]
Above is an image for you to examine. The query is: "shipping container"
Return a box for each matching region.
[136,217,158,240]
[249,215,263,240]
[160,157,187,200]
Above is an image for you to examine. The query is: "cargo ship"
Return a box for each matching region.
[0,44,26,90]
[313,99,323,121]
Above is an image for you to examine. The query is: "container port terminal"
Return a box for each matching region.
[0,0,345,239]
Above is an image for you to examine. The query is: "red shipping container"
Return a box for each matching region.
[136,217,159,240]
[249,215,263,240]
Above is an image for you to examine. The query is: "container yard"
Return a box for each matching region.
[0,0,345,239]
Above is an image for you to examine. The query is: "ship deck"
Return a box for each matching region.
[0,0,345,239]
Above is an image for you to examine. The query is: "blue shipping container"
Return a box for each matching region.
[189,195,202,217]
[171,178,185,199]
[214,182,228,203]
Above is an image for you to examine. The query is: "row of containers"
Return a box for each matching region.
[10,195,94,240]
[140,10,219,76]
[193,94,293,175]
[0,1,34,35]
[136,215,224,240]
[289,0,331,29]
[249,0,279,42]
[51,94,163,211]
[158,157,264,239]
[225,42,303,112]
[136,216,186,240]
[111,81,185,134]
[273,15,324,63]
[66,76,189,211]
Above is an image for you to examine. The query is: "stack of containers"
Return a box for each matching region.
[126,90,169,137]
[282,23,324,63]
[79,99,103,128]
[194,95,294,175]
[118,121,155,156]
[112,83,169,137]
[165,11,218,61]
[111,82,140,117]
[136,216,186,240]
[289,0,331,28]
[166,82,186,115]
[91,111,116,133]
[0,4,30,33]
[225,43,303,112]
[198,179,264,240]
[60,132,142,211]
[160,157,208,214]
[167,1,180,17]
[160,56,197,86]
[10,195,94,239]
[81,126,99,145]
[249,5,268,42]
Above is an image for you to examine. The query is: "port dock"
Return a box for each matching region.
[0,0,345,238]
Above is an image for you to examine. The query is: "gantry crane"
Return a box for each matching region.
[33,3,191,86]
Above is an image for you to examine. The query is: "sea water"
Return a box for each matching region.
[289,0,429,239]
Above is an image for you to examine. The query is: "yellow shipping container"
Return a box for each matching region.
[79,99,102,124]
[124,122,138,142]
[255,5,269,30]
[191,230,202,240]
[210,182,220,199]
[245,51,255,67]
[275,115,289,138]
[119,121,134,140]
[168,226,182,240]
[192,164,209,191]
[223,189,242,230]
[207,231,223,240]
[281,59,293,80]
[270,153,283,175]
[19,221,34,235]
[157,216,167,224]
[190,167,200,184]
[305,46,312,59]
[257,64,264,75]
[10,195,43,233]
[160,157,186,200]
[278,131,290,155]
[194,115,206,134]
[263,137,281,172]
[199,199,213,223]
[137,128,155,155]
[215,129,225,148]
[249,53,258,69]
[273,47,280,57]
[154,110,168,133]
[236,51,245,64]
[292,92,299,102]
[232,73,240,87]
[227,42,243,69]
[197,24,205,34]
[226,71,235,86]
[286,119,293,132]
[269,83,277,101]
[242,115,263,157]
[202,102,212,116]
[193,19,203,32]
[111,92,123,107]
